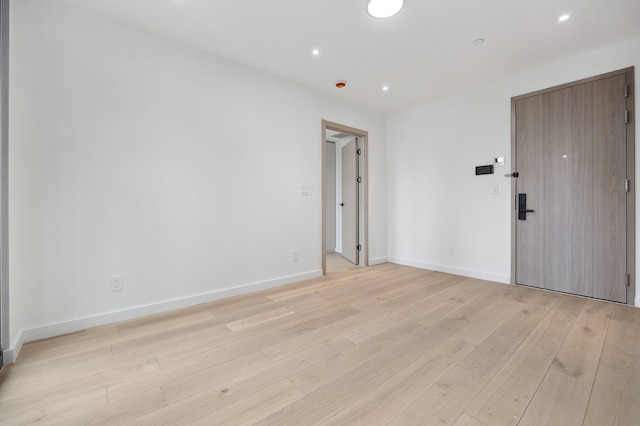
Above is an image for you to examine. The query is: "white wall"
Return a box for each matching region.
[6,0,387,361]
[388,36,640,301]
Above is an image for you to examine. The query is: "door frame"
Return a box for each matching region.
[0,0,8,369]
[321,120,369,275]
[510,67,635,305]
[325,141,337,255]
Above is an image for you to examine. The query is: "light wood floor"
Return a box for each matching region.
[1,263,639,425]
[326,252,361,273]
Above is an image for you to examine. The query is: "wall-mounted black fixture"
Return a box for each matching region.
[475,165,494,175]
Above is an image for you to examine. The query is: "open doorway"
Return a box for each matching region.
[321,120,368,275]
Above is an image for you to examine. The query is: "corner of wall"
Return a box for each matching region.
[4,329,24,364]
[369,257,388,266]
[387,257,511,285]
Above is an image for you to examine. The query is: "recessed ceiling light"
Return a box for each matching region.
[312,49,320,56]
[367,0,404,19]
[473,38,485,46]
[559,14,571,22]
[382,86,389,91]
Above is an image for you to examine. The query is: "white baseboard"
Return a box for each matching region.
[5,337,22,365]
[368,257,388,266]
[5,269,322,364]
[387,257,510,284]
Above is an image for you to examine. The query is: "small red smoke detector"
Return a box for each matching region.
[335,81,346,88]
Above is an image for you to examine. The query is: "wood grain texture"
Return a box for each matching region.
[514,70,630,303]
[583,305,640,426]
[570,76,627,302]
[0,264,638,425]
[541,87,572,292]
[464,296,585,425]
[517,300,612,426]
[515,93,545,287]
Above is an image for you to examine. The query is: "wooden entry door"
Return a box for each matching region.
[513,69,634,303]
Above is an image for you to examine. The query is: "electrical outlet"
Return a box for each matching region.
[292,250,299,262]
[448,247,455,256]
[110,275,124,292]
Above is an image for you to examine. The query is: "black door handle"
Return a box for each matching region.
[518,193,534,220]
[339,203,344,206]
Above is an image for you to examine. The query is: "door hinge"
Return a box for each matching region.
[357,244,362,251]
[625,110,629,124]
[626,273,630,287]
[625,179,630,192]
[357,149,362,155]
[625,85,629,98]
[357,176,362,183]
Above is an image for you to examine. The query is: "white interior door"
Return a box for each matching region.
[341,139,358,265]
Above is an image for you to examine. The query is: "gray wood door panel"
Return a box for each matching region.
[542,87,572,292]
[515,73,628,303]
[515,95,545,287]
[572,76,627,301]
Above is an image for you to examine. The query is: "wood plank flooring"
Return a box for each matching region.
[1,263,639,425]
[326,252,361,273]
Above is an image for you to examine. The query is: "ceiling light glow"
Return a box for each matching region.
[558,14,570,22]
[382,86,389,91]
[367,0,404,19]
[312,49,320,56]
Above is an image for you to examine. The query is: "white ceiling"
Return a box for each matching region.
[60,0,640,113]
